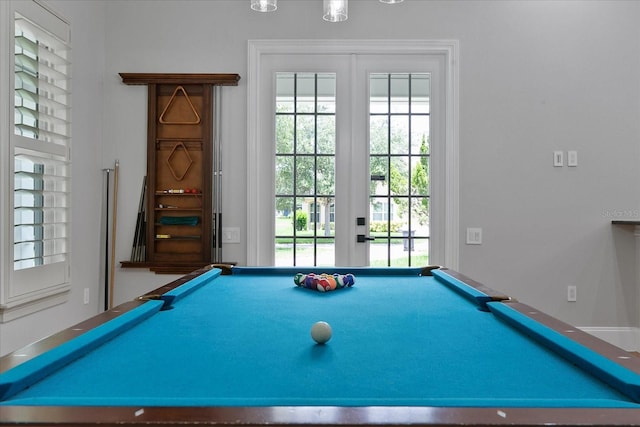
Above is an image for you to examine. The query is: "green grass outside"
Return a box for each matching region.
[275,217,412,244]
[275,217,429,267]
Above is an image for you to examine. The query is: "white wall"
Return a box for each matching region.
[2,0,640,356]
[455,2,640,330]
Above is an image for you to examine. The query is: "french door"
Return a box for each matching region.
[247,41,459,268]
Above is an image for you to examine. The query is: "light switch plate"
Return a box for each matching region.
[466,228,482,245]
[553,151,564,167]
[221,227,240,243]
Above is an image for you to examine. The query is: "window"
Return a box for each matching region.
[1,0,71,321]
[369,73,430,266]
[275,73,336,266]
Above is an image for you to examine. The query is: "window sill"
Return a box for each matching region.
[0,284,70,323]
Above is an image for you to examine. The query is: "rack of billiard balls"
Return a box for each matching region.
[293,272,355,292]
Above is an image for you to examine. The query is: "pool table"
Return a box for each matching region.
[2,265,640,426]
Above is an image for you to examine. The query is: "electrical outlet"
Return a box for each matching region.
[83,288,90,305]
[567,150,578,167]
[567,285,577,302]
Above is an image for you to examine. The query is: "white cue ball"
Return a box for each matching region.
[310,321,332,344]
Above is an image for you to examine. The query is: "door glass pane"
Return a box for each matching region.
[369,73,430,267]
[275,73,336,266]
[390,116,409,155]
[275,115,294,153]
[295,156,315,195]
[275,156,293,194]
[369,74,389,114]
[317,115,335,154]
[411,75,430,114]
[369,116,388,155]
[390,156,409,196]
[390,74,410,114]
[317,73,336,114]
[296,74,316,113]
[275,196,294,265]
[296,115,315,154]
[276,74,295,113]
[317,156,335,195]
[410,116,430,154]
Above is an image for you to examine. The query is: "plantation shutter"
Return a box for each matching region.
[2,0,71,318]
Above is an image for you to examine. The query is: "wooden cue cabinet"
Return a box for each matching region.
[120,74,240,274]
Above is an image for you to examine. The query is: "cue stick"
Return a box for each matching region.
[108,160,119,309]
[103,167,112,312]
[130,176,146,262]
[213,86,222,262]
[139,184,146,262]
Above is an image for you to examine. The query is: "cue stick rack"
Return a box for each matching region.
[119,74,240,274]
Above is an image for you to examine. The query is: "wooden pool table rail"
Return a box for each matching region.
[504,301,640,376]
[3,401,640,426]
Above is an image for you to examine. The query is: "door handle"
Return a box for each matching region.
[357,234,375,243]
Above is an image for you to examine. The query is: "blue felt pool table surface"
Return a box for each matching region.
[3,266,640,412]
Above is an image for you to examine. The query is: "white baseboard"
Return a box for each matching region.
[579,327,640,352]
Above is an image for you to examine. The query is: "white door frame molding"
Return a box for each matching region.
[246,39,459,268]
